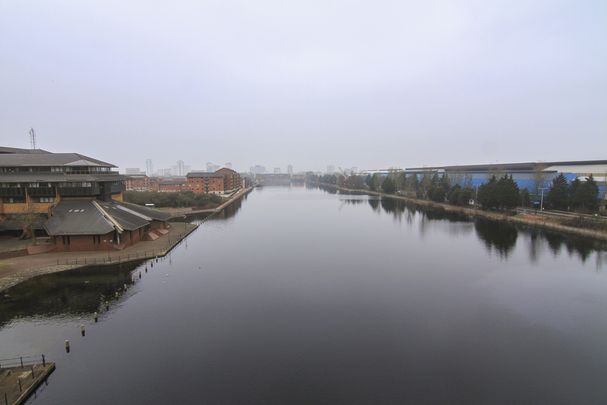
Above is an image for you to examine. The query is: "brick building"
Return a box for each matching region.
[125,174,159,192]
[186,172,225,194]
[186,168,242,195]
[0,146,173,252]
[157,178,187,192]
[215,167,242,193]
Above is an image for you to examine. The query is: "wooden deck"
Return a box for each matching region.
[0,363,55,405]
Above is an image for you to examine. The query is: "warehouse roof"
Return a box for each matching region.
[406,160,607,173]
[0,153,116,168]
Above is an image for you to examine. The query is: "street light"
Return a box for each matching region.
[539,187,548,211]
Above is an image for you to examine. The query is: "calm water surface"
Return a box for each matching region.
[2,186,607,404]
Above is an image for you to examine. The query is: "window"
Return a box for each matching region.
[37,197,54,203]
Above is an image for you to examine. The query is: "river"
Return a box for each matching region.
[1,186,607,404]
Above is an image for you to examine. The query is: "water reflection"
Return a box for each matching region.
[474,219,518,258]
[0,261,142,328]
[173,194,246,225]
[319,184,606,266]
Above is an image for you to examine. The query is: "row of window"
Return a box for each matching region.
[1,197,55,203]
[0,182,93,188]
[0,167,112,173]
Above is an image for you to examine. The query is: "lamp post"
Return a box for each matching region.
[539,187,547,211]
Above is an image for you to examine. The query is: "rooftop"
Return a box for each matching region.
[406,160,607,173]
[44,198,172,236]
[0,152,116,168]
[186,171,224,178]
[0,146,51,154]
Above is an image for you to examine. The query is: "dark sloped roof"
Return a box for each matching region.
[45,199,115,236]
[0,173,124,183]
[116,201,173,221]
[95,201,149,231]
[0,146,51,154]
[0,153,116,168]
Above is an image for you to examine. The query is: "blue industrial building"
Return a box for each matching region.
[404,160,607,201]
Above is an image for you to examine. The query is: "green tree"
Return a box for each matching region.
[547,173,569,210]
[427,173,450,202]
[447,184,461,205]
[417,173,433,199]
[369,174,382,192]
[572,175,599,212]
[477,176,499,209]
[405,174,419,196]
[496,175,520,209]
[381,176,396,194]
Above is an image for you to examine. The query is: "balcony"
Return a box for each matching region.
[0,188,25,197]
[27,187,56,197]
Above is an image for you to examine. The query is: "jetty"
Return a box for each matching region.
[0,356,55,405]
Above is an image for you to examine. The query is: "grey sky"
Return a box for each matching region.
[1,0,605,173]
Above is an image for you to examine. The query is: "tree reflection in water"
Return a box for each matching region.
[0,261,143,328]
[474,218,518,258]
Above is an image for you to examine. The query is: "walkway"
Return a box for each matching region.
[0,222,197,292]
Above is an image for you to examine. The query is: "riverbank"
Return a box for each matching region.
[0,222,197,293]
[157,187,253,217]
[317,183,607,242]
[0,188,254,292]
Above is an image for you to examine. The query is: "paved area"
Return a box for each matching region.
[0,363,55,405]
[0,222,197,292]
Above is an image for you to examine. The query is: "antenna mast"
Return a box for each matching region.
[29,128,37,149]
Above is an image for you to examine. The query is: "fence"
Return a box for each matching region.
[0,354,47,369]
[51,226,196,267]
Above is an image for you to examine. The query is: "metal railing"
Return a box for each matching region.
[0,354,47,369]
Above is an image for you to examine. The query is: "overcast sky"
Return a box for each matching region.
[1,0,605,173]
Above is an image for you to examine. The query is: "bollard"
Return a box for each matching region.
[18,378,22,392]
[31,366,35,379]
[105,301,110,311]
[138,272,141,279]
[65,340,70,353]
[5,392,8,405]
[20,356,23,368]
[42,354,46,366]
[80,325,85,337]
[145,266,148,273]
[94,312,98,323]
